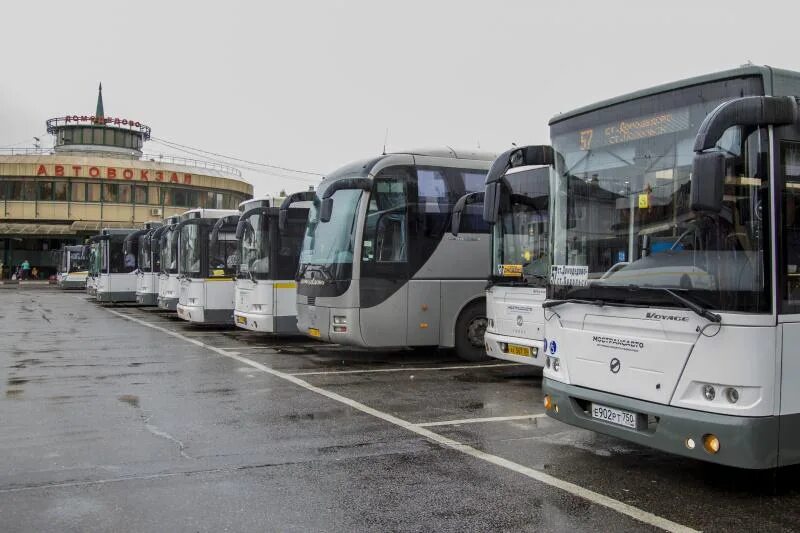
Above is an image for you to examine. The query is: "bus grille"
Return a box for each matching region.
[306,296,316,306]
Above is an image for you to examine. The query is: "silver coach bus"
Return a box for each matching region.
[291,148,496,361]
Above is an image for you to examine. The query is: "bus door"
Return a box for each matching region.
[360,168,411,347]
[777,120,800,465]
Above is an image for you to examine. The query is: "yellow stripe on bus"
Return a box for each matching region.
[204,277,234,282]
[274,282,297,289]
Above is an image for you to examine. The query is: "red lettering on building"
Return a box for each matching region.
[72,165,82,176]
[183,174,192,184]
[36,164,47,176]
[123,169,134,180]
[140,170,149,181]
[114,118,121,125]
[89,167,100,178]
[122,119,128,125]
[55,165,64,177]
[107,168,117,179]
[156,171,164,182]
[169,172,179,183]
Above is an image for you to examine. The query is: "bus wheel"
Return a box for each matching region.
[454,302,489,362]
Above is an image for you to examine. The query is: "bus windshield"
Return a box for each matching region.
[300,187,363,279]
[139,235,151,272]
[239,211,270,279]
[550,77,770,313]
[179,225,201,276]
[492,168,550,287]
[161,229,178,275]
[69,250,88,272]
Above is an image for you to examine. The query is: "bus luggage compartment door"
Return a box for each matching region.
[407,280,441,346]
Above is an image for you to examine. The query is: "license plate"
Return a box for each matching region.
[308,327,321,338]
[236,315,247,325]
[507,344,532,357]
[591,403,637,429]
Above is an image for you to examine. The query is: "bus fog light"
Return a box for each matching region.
[685,438,696,450]
[702,385,716,401]
[545,356,551,369]
[703,434,721,454]
[333,325,347,333]
[333,315,347,325]
[544,395,552,410]
[488,318,494,328]
[552,358,560,372]
[498,342,507,352]
[725,387,739,404]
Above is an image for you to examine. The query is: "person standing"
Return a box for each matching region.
[21,259,31,280]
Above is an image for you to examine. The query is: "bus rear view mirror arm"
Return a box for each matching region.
[450,192,484,236]
[693,96,798,152]
[279,190,317,231]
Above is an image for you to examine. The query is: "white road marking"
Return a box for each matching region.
[104,307,697,533]
[290,363,519,376]
[416,414,548,427]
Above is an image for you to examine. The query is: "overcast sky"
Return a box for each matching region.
[2,1,798,197]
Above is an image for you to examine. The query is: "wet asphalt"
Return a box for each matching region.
[1,288,799,532]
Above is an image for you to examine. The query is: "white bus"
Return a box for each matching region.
[128,222,162,306]
[452,153,552,365]
[157,216,181,311]
[56,245,90,289]
[541,65,800,468]
[234,195,309,333]
[175,208,239,324]
[296,148,496,361]
[95,228,138,303]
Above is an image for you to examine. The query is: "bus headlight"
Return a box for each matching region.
[251,304,262,311]
[488,318,495,329]
[333,315,347,325]
[725,387,739,404]
[551,358,560,372]
[702,385,716,401]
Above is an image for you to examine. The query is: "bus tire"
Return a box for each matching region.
[454,301,489,362]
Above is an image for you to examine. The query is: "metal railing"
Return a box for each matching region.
[0,148,243,178]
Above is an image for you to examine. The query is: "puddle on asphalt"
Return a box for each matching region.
[5,389,23,398]
[7,378,29,386]
[118,394,140,408]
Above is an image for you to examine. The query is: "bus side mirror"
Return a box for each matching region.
[235,220,246,239]
[320,198,334,223]
[690,152,725,213]
[278,210,288,231]
[483,182,501,224]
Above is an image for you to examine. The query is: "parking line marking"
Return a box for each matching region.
[105,307,697,533]
[416,414,547,427]
[290,363,519,376]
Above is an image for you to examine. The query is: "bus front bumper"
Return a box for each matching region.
[542,378,779,469]
[233,311,298,334]
[97,291,136,303]
[485,332,544,366]
[158,296,178,311]
[136,292,158,306]
[177,303,232,325]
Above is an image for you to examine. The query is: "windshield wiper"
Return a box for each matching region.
[658,288,721,323]
[542,298,607,309]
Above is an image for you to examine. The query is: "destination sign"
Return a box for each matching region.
[578,109,690,150]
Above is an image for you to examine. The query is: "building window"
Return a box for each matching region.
[134,185,147,204]
[102,183,118,203]
[119,184,132,203]
[38,181,54,201]
[9,181,36,201]
[162,188,173,206]
[54,182,68,201]
[71,182,86,202]
[0,181,7,200]
[148,186,160,205]
[173,188,188,207]
[88,183,101,202]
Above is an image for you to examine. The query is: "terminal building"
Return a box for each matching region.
[0,85,253,277]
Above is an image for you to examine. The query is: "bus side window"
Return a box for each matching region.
[782,142,800,312]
